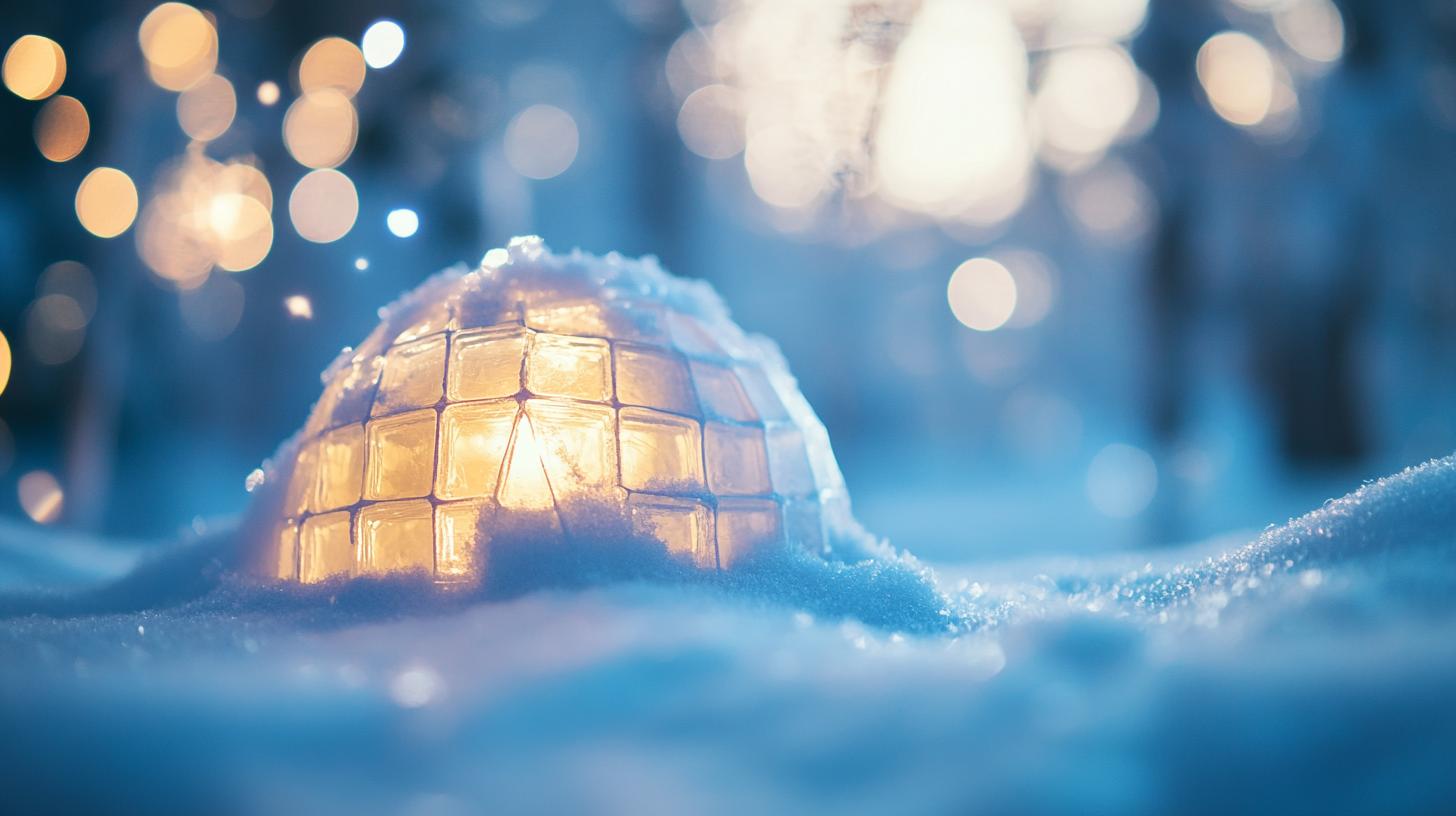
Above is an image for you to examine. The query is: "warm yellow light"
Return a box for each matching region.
[503,104,579,180]
[18,470,64,524]
[3,34,66,100]
[252,240,847,586]
[210,193,272,271]
[177,73,236,141]
[298,37,366,97]
[75,167,139,238]
[284,294,314,319]
[948,258,1018,332]
[1197,32,1276,127]
[0,330,11,397]
[283,89,358,168]
[136,154,275,286]
[34,94,88,162]
[256,80,280,106]
[139,3,218,92]
[288,169,358,243]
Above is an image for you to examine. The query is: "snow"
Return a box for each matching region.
[1,456,1455,813]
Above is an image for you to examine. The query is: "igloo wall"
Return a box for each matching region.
[248,237,853,584]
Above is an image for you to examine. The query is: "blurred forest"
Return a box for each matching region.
[1,0,1453,561]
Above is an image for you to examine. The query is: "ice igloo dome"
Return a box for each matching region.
[245,237,853,585]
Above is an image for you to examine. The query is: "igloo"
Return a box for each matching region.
[246,237,852,585]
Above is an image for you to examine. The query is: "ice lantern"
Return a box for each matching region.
[247,237,852,585]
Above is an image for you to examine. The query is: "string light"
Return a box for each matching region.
[75,167,139,238]
[386,208,419,238]
[361,20,405,69]
[33,95,89,162]
[3,35,66,100]
[289,169,358,243]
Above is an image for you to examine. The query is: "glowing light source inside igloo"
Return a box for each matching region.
[249,237,851,585]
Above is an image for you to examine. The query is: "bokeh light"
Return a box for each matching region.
[256,80,280,106]
[504,104,579,180]
[283,89,358,168]
[138,3,218,92]
[3,34,66,100]
[75,167,139,238]
[179,273,245,341]
[137,153,275,285]
[33,95,89,162]
[284,294,313,319]
[1197,32,1276,127]
[0,330,10,397]
[1276,0,1345,65]
[1087,443,1158,518]
[948,258,1018,332]
[386,208,419,238]
[177,74,237,141]
[289,169,358,243]
[362,20,405,69]
[299,37,366,97]
[1034,45,1142,163]
[18,470,64,524]
[37,261,97,322]
[677,84,744,160]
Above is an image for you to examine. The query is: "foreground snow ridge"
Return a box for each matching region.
[958,454,1456,629]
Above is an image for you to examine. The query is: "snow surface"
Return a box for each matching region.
[2,456,1455,813]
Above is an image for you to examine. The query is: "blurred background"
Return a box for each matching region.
[1,0,1453,566]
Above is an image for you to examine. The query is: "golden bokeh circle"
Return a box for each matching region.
[298,37,366,97]
[75,167,139,238]
[34,94,89,162]
[283,89,358,168]
[177,73,237,141]
[3,35,66,100]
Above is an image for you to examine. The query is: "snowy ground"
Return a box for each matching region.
[2,457,1456,814]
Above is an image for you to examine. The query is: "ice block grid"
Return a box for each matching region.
[260,237,849,584]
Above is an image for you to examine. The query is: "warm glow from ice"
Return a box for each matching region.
[299,37,366,97]
[256,242,848,585]
[504,104,579,180]
[18,470,63,524]
[34,95,88,162]
[75,167,138,238]
[177,73,236,141]
[948,258,1018,332]
[284,295,313,319]
[289,169,358,243]
[284,89,358,168]
[1276,0,1345,65]
[138,3,218,91]
[1197,32,1277,127]
[4,35,66,100]
[256,80,280,106]
[387,208,420,238]
[362,20,405,69]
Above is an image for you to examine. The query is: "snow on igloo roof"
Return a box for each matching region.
[249,236,852,586]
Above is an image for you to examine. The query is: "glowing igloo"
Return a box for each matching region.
[246,237,852,585]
